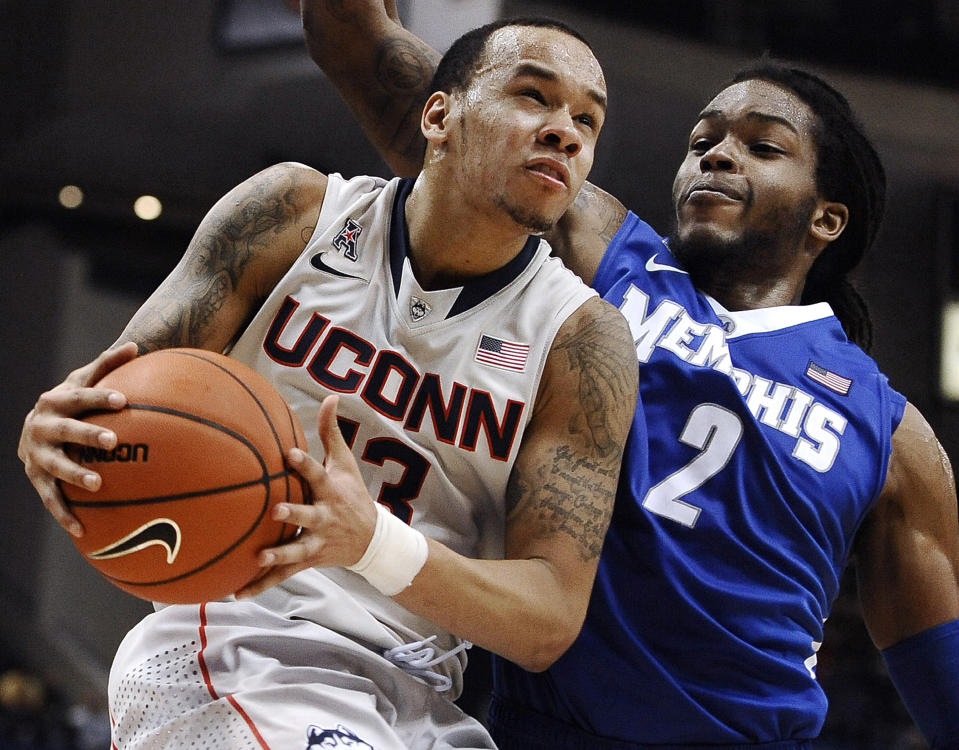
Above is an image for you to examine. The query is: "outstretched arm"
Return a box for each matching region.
[18,163,327,536]
[301,0,627,284]
[855,402,959,747]
[302,0,435,177]
[857,403,959,646]
[241,296,639,671]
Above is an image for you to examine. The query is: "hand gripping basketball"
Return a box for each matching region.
[237,395,428,599]
[59,348,310,604]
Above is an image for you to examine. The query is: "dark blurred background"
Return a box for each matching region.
[2,1,958,747]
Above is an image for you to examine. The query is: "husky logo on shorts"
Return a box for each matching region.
[332,218,362,261]
[306,724,373,748]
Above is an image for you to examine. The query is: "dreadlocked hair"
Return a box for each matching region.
[728,59,886,352]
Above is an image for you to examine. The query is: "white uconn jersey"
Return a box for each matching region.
[229,173,595,659]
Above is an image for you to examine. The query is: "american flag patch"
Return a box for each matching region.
[805,361,852,395]
[475,334,530,372]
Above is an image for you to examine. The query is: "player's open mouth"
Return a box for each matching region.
[527,160,569,187]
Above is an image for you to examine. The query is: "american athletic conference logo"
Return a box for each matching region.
[332,218,362,260]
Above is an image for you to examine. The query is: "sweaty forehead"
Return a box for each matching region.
[701,79,816,135]
[479,25,606,91]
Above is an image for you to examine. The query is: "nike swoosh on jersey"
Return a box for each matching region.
[310,252,365,280]
[645,253,689,274]
[88,518,182,564]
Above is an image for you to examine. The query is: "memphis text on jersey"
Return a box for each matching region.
[622,285,846,473]
[261,295,524,462]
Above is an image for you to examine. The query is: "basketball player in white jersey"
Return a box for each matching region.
[18,18,638,750]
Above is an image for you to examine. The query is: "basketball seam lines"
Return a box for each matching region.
[63,470,294,508]
[174,350,297,539]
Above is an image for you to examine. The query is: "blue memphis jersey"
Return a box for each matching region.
[491,212,907,746]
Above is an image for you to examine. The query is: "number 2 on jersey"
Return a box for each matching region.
[642,403,743,527]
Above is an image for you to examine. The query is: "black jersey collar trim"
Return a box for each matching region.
[389,176,541,319]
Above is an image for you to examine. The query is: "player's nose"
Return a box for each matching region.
[539,111,581,156]
[700,138,738,172]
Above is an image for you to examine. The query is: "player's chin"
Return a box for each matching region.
[678,201,742,230]
[501,200,557,236]
[673,225,745,264]
[521,213,557,236]
[518,177,570,210]
[677,214,739,244]
[529,197,568,230]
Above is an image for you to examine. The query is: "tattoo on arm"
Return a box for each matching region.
[127,271,232,354]
[374,36,434,163]
[376,36,435,95]
[554,306,637,458]
[123,168,304,352]
[575,182,628,248]
[508,452,616,562]
[508,307,637,561]
[553,446,617,562]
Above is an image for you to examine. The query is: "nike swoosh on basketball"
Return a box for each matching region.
[88,518,182,564]
[645,253,689,275]
[311,252,364,280]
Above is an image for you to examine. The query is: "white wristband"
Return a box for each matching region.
[347,503,429,596]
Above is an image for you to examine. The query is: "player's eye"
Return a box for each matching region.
[576,113,596,128]
[751,142,784,155]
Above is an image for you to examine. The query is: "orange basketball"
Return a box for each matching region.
[60,348,310,604]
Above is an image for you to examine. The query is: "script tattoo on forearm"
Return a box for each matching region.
[507,307,636,560]
[545,445,617,560]
[508,448,616,562]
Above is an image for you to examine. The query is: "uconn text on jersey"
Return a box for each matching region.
[262,295,524,462]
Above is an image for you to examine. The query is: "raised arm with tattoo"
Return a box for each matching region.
[303,0,433,176]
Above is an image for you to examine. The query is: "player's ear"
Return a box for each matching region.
[421,91,452,145]
[809,199,848,245]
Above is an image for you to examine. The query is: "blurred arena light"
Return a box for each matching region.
[133,195,163,221]
[942,300,959,401]
[58,185,84,209]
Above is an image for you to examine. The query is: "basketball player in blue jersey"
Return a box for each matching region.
[17,18,638,749]
[300,2,959,748]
